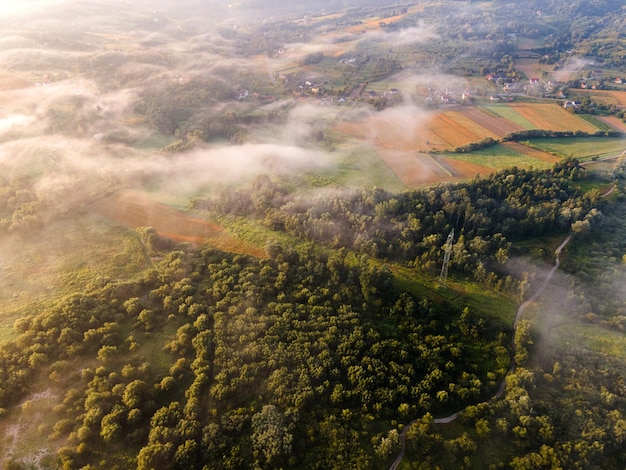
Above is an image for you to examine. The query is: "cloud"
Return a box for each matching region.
[367,23,439,46]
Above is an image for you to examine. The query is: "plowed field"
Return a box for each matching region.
[91,191,265,257]
[337,108,500,153]
[459,107,524,137]
[376,151,451,185]
[598,116,626,133]
[509,103,600,133]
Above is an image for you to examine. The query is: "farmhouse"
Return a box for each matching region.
[563,101,580,109]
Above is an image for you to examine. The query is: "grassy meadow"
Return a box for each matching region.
[524,136,626,160]
[445,144,554,171]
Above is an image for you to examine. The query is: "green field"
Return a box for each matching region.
[445,144,554,170]
[524,136,626,160]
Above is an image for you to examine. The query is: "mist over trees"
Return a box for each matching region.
[1,0,626,468]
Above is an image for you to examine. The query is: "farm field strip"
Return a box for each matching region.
[501,141,561,164]
[429,112,486,148]
[343,4,424,34]
[446,110,500,139]
[481,105,536,129]
[446,153,553,171]
[598,116,626,133]
[376,150,454,186]
[438,156,495,178]
[510,103,600,133]
[523,137,626,160]
[460,107,525,136]
[437,113,483,143]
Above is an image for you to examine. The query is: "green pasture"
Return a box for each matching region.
[524,136,626,161]
[445,144,553,171]
[317,133,406,192]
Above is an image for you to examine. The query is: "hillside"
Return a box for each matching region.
[0,0,625,468]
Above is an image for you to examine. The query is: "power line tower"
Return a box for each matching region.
[439,229,454,285]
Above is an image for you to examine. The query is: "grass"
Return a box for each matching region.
[524,136,626,161]
[321,134,407,192]
[0,216,151,342]
[543,318,626,362]
[389,263,517,330]
[132,132,178,150]
[445,144,553,171]
[578,114,615,132]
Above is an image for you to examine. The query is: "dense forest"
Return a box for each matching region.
[197,159,599,295]
[3,158,622,468]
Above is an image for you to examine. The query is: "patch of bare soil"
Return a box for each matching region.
[91,191,265,257]
[376,150,456,186]
[440,156,496,178]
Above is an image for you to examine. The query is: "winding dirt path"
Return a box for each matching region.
[389,236,571,470]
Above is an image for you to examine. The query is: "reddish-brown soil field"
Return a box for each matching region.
[91,191,265,257]
[598,116,626,133]
[501,141,561,164]
[458,107,525,137]
[376,151,453,185]
[439,156,495,179]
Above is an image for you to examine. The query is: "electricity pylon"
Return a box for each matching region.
[439,229,454,285]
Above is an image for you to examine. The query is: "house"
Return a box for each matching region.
[441,94,455,104]
[563,101,580,109]
[614,78,623,84]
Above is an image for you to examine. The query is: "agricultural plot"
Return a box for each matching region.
[508,103,600,133]
[523,136,626,160]
[481,104,536,130]
[513,57,546,79]
[438,156,495,179]
[598,116,626,133]
[583,89,626,108]
[501,141,561,164]
[445,143,554,171]
[335,100,615,186]
[343,4,423,34]
[376,150,455,186]
[457,107,524,137]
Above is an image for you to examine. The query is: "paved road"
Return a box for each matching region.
[389,236,571,470]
